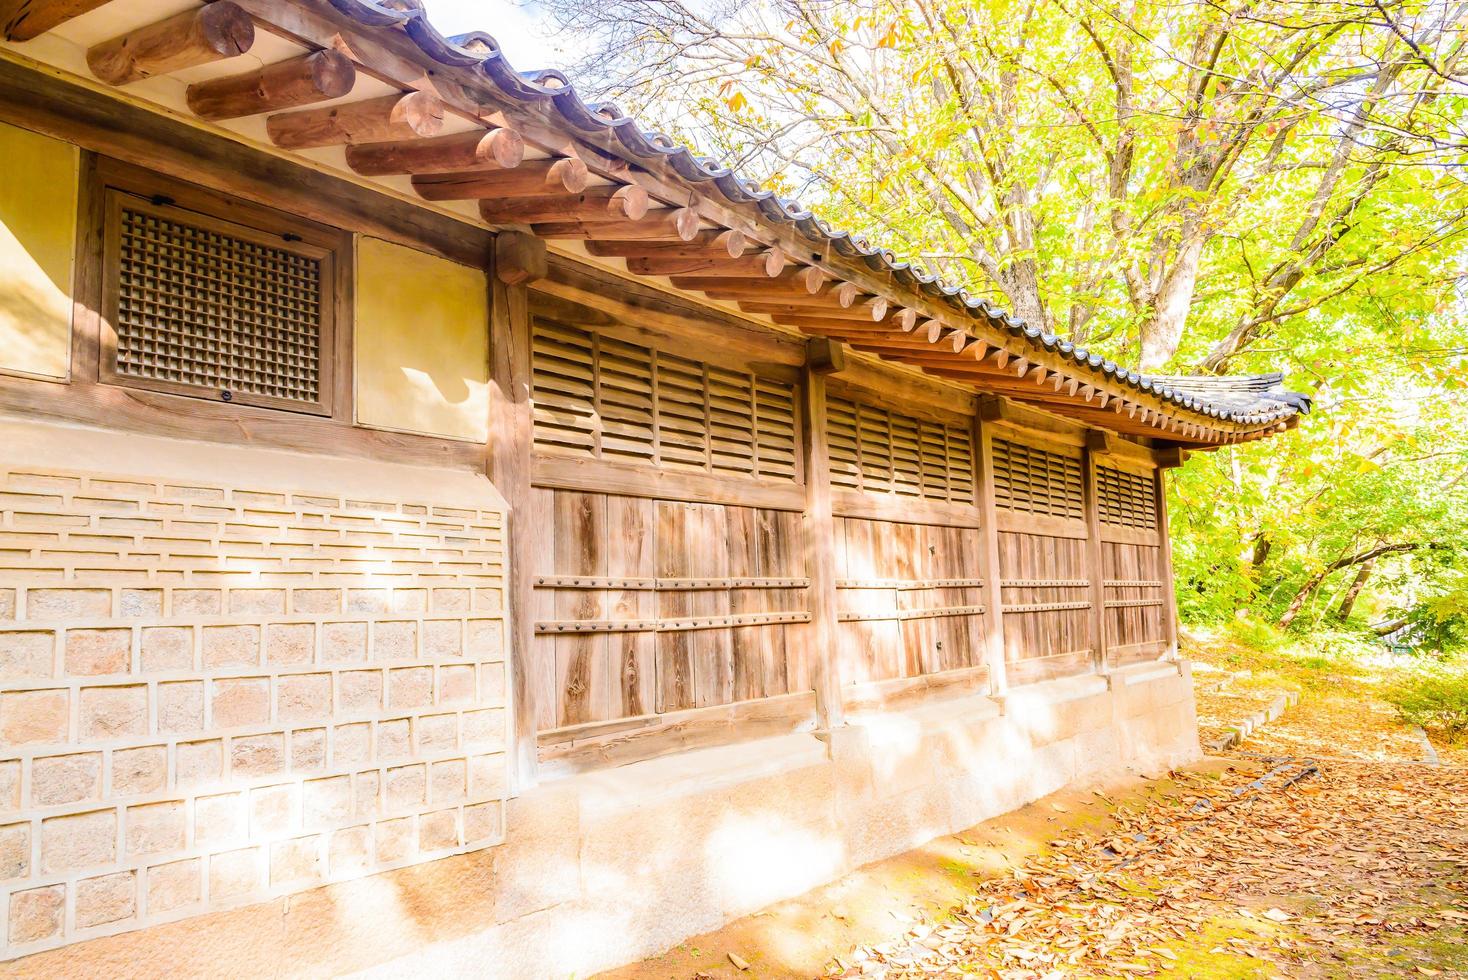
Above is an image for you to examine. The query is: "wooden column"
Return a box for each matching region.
[1154,466,1181,661]
[489,232,547,791]
[800,341,846,730]
[974,409,1008,696]
[1082,435,1110,675]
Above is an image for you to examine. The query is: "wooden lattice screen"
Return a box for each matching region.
[826,396,975,503]
[991,438,1084,520]
[532,319,799,481]
[103,192,333,413]
[1097,465,1159,530]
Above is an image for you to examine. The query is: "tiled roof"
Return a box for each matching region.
[276,1,1320,435]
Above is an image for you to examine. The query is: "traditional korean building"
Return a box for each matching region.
[0,0,1308,973]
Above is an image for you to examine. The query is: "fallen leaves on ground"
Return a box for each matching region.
[825,760,1467,978]
[826,648,1468,979]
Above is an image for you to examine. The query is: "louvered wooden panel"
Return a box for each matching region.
[530,319,799,483]
[104,193,332,413]
[992,439,1084,520]
[824,396,975,504]
[1097,465,1159,531]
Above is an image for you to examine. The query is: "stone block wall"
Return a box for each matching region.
[0,423,510,960]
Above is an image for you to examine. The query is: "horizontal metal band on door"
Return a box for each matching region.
[1000,578,1089,588]
[1103,598,1166,609]
[835,578,985,590]
[1103,579,1163,588]
[837,604,986,623]
[534,611,812,635]
[533,576,810,590]
[1001,600,1093,613]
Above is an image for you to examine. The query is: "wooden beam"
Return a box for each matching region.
[1085,429,1116,455]
[532,207,700,242]
[975,418,1008,696]
[584,230,746,259]
[671,265,826,297]
[806,337,847,375]
[1082,443,1108,675]
[344,128,525,176]
[412,157,589,200]
[624,251,785,278]
[800,366,845,730]
[185,49,355,120]
[489,262,540,790]
[744,302,887,323]
[88,2,254,86]
[478,185,649,224]
[495,231,548,286]
[266,91,445,149]
[2,0,109,41]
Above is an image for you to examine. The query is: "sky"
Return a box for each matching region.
[420,0,593,71]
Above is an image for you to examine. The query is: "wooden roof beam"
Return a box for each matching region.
[267,91,445,149]
[412,157,588,200]
[344,128,525,176]
[671,266,831,298]
[743,302,887,323]
[479,185,649,224]
[626,250,785,278]
[2,0,112,41]
[186,50,355,120]
[584,231,746,259]
[88,2,254,86]
[533,207,701,242]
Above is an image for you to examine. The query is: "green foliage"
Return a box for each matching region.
[1386,665,1468,742]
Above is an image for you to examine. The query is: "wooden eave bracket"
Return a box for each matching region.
[977,394,1008,422]
[806,336,847,375]
[1153,444,1190,468]
[496,230,548,285]
[1085,429,1115,455]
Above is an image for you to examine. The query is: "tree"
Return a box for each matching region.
[543,0,1468,370]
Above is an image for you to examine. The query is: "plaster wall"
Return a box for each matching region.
[0,122,76,382]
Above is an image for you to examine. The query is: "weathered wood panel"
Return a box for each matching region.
[532,490,810,731]
[1102,540,1167,667]
[997,531,1094,684]
[835,517,987,685]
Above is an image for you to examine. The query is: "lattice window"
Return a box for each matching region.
[1097,465,1159,530]
[992,438,1084,520]
[531,319,799,482]
[826,396,974,504]
[101,191,336,414]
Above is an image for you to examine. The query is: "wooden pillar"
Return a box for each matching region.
[974,410,1008,696]
[1082,436,1109,675]
[489,232,546,791]
[800,341,845,730]
[1154,467,1181,660]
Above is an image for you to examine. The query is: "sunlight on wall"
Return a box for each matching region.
[355,236,490,443]
[0,121,76,380]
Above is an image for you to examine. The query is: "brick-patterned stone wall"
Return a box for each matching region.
[0,442,508,959]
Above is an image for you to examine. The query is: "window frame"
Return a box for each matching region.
[93,163,347,417]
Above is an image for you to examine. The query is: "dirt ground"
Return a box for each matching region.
[597,657,1468,979]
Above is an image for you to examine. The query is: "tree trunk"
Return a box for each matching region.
[1139,228,1205,369]
[1334,560,1373,621]
[1278,543,1419,630]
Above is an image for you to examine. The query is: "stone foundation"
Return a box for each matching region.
[4,654,1199,977]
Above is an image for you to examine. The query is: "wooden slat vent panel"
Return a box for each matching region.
[532,319,798,482]
[108,195,328,410]
[1097,465,1159,531]
[826,397,974,503]
[992,439,1083,520]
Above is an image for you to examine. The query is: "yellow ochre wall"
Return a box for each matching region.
[354,236,490,444]
[0,121,77,381]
